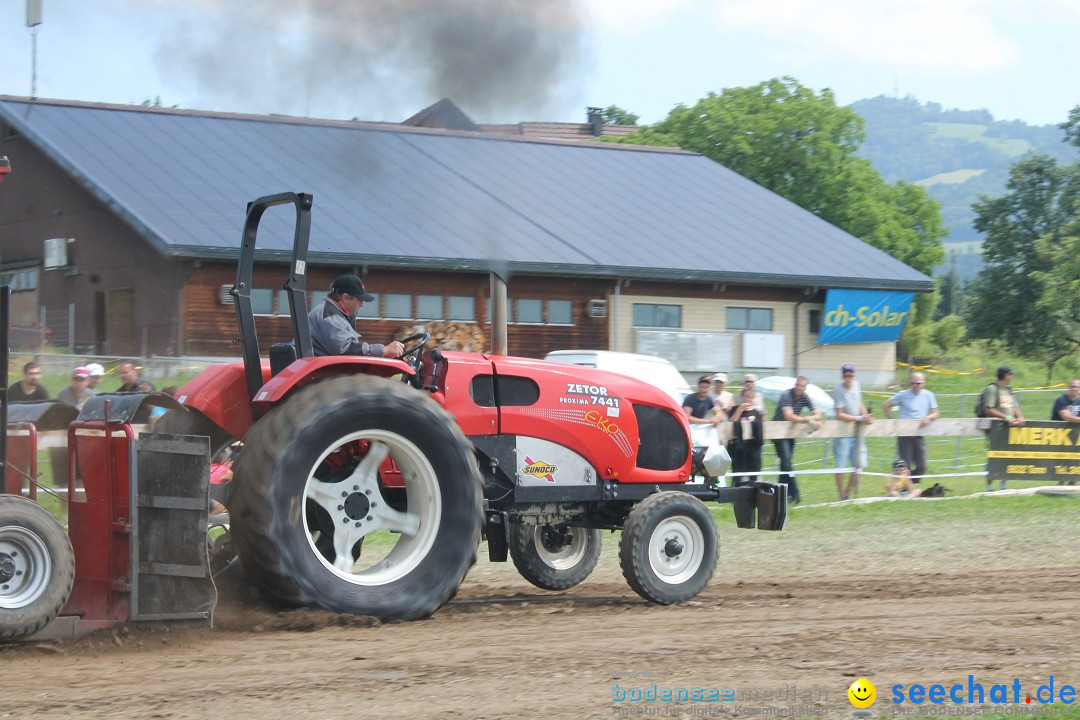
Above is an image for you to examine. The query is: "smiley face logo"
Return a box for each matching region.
[848,678,876,708]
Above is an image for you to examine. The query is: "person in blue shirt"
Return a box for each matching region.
[883,371,940,483]
[1051,380,1080,423]
[682,375,721,426]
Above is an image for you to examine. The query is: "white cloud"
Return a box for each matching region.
[711,0,1020,72]
[583,0,697,34]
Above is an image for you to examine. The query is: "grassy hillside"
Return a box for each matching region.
[850,96,1078,279]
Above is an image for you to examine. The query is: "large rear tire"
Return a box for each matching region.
[229,375,482,621]
[0,496,75,640]
[619,492,717,605]
[509,523,602,591]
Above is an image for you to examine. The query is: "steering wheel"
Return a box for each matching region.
[396,332,430,382]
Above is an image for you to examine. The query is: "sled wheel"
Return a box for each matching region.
[619,491,717,605]
[509,523,602,591]
[0,496,75,640]
[230,375,482,621]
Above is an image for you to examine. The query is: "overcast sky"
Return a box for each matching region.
[1,0,1077,127]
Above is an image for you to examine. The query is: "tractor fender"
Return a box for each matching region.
[251,356,413,412]
[174,357,414,441]
[174,362,260,441]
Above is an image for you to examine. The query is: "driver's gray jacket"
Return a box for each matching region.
[308,297,385,357]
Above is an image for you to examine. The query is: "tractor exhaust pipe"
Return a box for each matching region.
[489,271,507,356]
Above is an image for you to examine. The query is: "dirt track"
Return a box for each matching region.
[2,560,1077,719]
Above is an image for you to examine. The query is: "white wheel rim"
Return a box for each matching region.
[302,429,442,586]
[0,525,52,609]
[533,526,589,570]
[647,515,704,585]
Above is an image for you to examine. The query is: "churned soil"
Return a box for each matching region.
[2,559,1076,719]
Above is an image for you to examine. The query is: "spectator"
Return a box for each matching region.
[84,363,105,390]
[832,364,872,500]
[115,361,156,393]
[7,361,49,402]
[742,374,766,413]
[883,459,922,498]
[208,444,236,516]
[1051,379,1080,423]
[883,371,940,483]
[711,373,734,419]
[683,375,721,426]
[309,274,404,358]
[727,387,764,485]
[771,376,821,504]
[980,366,1025,492]
[57,367,95,410]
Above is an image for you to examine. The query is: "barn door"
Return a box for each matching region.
[106,288,135,355]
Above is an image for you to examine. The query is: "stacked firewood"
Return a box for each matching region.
[395,321,487,353]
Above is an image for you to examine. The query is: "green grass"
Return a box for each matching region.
[710,492,1079,577]
[924,122,1033,157]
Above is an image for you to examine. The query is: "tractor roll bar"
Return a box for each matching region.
[234,192,314,403]
[1,285,9,483]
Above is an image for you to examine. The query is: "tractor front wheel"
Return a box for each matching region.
[229,375,482,621]
[0,496,75,640]
[619,492,717,605]
[509,523,601,591]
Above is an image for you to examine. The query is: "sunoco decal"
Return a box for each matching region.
[521,456,558,483]
[560,383,621,416]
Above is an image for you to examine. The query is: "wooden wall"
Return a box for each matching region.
[181,263,610,358]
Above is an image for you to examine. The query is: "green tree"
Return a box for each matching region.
[935,254,965,320]
[602,105,639,126]
[965,153,1080,376]
[619,77,946,277]
[1061,105,1080,148]
[1031,216,1080,359]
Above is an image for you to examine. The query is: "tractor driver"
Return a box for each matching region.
[309,274,405,358]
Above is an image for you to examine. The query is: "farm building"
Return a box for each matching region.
[0,96,932,385]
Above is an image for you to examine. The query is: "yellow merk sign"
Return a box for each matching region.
[1007,426,1080,447]
[988,450,1080,460]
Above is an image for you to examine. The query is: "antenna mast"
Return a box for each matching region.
[27,0,43,99]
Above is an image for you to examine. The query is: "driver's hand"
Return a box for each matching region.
[383,341,405,358]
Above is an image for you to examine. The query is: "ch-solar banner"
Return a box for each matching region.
[818,289,914,344]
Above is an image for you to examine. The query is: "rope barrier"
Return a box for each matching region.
[725,467,987,480]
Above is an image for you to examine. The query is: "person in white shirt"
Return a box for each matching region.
[711,373,734,419]
[742,374,766,414]
[883,371,939,482]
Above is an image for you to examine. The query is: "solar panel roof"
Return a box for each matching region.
[0,97,932,291]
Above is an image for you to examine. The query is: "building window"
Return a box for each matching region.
[385,293,412,319]
[516,298,543,324]
[357,292,379,318]
[547,299,572,325]
[251,288,274,316]
[808,309,821,335]
[727,307,773,331]
[417,294,444,320]
[633,303,681,328]
[274,289,292,316]
[448,296,475,321]
[0,269,39,291]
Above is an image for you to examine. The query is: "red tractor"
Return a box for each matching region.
[159,193,786,621]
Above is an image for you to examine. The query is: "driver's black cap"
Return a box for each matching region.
[331,274,375,302]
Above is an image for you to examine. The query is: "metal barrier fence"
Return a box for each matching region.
[7,353,1072,489]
